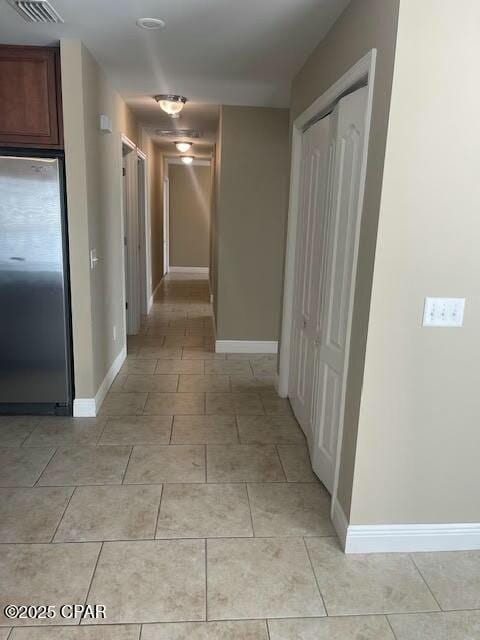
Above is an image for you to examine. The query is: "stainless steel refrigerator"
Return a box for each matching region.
[0,152,73,414]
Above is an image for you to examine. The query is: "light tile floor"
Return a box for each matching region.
[0,273,479,638]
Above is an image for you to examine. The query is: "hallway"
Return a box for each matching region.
[0,275,478,638]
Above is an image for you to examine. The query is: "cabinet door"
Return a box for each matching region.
[0,46,62,148]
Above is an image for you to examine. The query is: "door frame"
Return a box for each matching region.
[163,156,212,274]
[277,50,377,526]
[136,149,151,315]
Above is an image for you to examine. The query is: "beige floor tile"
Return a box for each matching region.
[37,446,131,486]
[100,392,148,416]
[0,487,73,542]
[206,393,264,415]
[10,627,140,639]
[388,610,480,639]
[412,550,480,610]
[186,327,214,336]
[110,374,127,391]
[238,415,304,444]
[248,483,334,537]
[98,416,172,445]
[119,358,158,374]
[260,393,293,416]
[0,543,101,625]
[171,415,238,444]
[207,444,285,482]
[204,360,253,375]
[225,354,276,361]
[230,376,276,393]
[268,615,395,639]
[124,445,205,483]
[0,447,55,487]
[0,630,9,640]
[54,484,162,542]
[276,444,317,482]
[137,346,183,360]
[163,335,206,347]
[156,483,252,539]
[305,537,439,615]
[122,374,178,393]
[251,361,277,377]
[207,537,325,620]
[24,417,107,447]
[142,620,268,640]
[155,359,204,374]
[178,375,230,393]
[183,348,225,360]
[86,540,205,624]
[144,393,205,415]
[0,416,39,446]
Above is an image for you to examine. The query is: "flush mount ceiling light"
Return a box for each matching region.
[154,94,187,117]
[136,17,165,30]
[175,141,192,153]
[181,156,194,165]
[155,129,202,139]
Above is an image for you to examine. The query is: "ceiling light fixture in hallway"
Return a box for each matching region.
[181,156,194,165]
[175,142,192,153]
[154,94,187,117]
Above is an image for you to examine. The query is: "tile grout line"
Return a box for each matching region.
[82,540,104,613]
[152,483,164,540]
[385,613,400,640]
[245,483,256,537]
[121,446,134,485]
[409,553,443,611]
[95,417,111,445]
[274,444,288,482]
[32,446,58,487]
[49,485,77,543]
[302,536,329,616]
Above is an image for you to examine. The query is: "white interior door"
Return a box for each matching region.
[311,86,368,492]
[289,86,368,493]
[123,147,141,335]
[289,115,332,446]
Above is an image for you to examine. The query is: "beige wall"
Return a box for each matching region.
[290,0,400,517]
[215,106,290,341]
[169,164,211,268]
[350,0,480,525]
[61,39,141,397]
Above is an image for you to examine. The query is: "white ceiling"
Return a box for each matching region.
[0,0,349,145]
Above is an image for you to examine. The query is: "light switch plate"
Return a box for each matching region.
[99,114,112,133]
[423,297,465,327]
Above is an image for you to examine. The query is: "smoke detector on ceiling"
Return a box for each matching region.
[6,0,64,23]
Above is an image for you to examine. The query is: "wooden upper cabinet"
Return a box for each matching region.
[0,45,63,148]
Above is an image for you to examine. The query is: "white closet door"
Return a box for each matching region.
[289,115,332,444]
[311,86,368,492]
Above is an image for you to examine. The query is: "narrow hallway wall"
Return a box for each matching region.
[169,163,211,269]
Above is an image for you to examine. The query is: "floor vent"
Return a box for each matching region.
[7,0,64,23]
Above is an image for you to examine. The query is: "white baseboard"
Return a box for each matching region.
[148,277,163,311]
[215,340,278,354]
[344,522,480,554]
[72,398,96,418]
[332,498,349,550]
[169,266,209,274]
[73,345,127,417]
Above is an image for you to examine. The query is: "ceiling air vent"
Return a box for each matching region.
[7,0,64,23]
[155,129,202,139]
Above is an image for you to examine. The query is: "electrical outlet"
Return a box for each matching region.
[423,297,465,327]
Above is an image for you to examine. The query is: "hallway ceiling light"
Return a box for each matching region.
[175,142,192,153]
[154,94,187,116]
[181,156,194,165]
[136,18,165,30]
[155,129,202,139]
